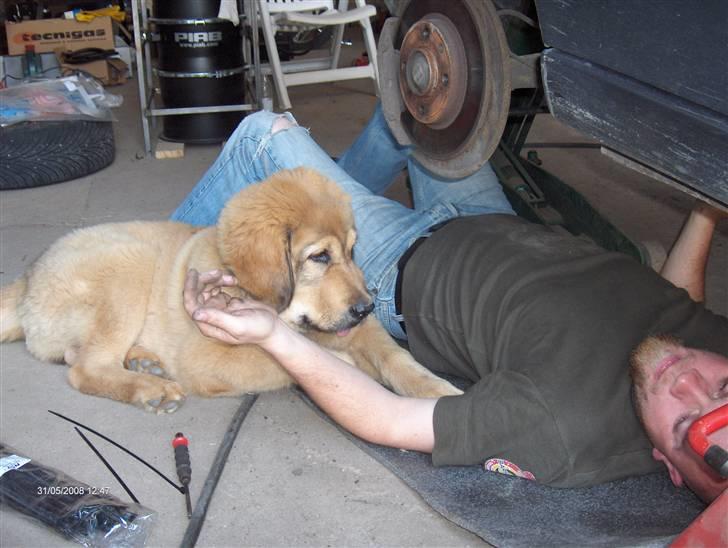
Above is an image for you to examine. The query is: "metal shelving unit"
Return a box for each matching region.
[130,0,263,156]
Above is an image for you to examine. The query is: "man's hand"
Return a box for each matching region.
[660,201,727,301]
[184,269,238,311]
[184,269,280,346]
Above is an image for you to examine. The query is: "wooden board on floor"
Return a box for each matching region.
[155,140,184,159]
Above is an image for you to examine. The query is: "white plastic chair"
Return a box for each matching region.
[257,0,380,110]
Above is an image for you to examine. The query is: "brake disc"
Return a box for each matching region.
[379,0,511,179]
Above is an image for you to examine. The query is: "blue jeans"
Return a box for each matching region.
[171,104,514,339]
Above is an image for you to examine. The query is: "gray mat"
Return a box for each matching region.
[295,389,704,547]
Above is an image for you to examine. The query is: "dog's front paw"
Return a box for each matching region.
[138,381,186,414]
[415,377,464,398]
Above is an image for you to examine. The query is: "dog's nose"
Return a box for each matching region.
[349,301,375,321]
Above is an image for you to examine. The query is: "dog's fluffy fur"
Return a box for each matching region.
[1,168,460,412]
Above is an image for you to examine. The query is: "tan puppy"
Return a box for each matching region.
[1,168,460,412]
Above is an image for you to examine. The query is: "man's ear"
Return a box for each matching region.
[652,447,684,487]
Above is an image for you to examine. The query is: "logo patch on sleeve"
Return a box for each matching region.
[484,458,535,480]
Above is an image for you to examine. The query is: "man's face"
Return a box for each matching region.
[631,336,728,502]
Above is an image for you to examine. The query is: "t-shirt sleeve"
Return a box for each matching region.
[432,370,570,485]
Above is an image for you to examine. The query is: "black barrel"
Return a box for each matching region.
[152,0,245,144]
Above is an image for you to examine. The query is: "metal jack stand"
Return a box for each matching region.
[130,0,263,157]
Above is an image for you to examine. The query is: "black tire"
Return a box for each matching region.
[0,120,115,190]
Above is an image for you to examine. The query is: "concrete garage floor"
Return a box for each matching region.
[1,58,727,547]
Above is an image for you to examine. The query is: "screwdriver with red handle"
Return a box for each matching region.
[172,432,192,518]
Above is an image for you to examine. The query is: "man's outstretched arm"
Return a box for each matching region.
[660,202,727,302]
[183,269,437,453]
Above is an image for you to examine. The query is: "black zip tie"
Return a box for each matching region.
[48,410,184,493]
[74,427,139,504]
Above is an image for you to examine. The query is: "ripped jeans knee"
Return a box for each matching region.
[271,111,297,133]
[231,110,302,162]
[169,111,302,225]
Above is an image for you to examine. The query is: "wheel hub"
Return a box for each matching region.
[399,14,467,129]
[379,0,512,179]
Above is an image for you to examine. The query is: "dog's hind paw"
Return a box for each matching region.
[140,381,186,414]
[125,345,167,378]
[129,358,166,377]
[145,398,184,413]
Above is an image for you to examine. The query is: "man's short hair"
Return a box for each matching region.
[628,334,683,434]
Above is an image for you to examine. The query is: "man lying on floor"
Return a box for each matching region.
[175,106,728,503]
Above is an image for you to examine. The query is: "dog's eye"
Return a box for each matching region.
[310,251,330,264]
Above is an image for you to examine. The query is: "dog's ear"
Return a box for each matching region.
[217,197,295,312]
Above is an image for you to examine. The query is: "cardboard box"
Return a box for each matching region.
[55,49,128,86]
[114,46,134,77]
[6,16,114,56]
[62,58,128,86]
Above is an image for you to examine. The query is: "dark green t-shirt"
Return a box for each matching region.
[401,215,728,488]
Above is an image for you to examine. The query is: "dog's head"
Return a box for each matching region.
[217,167,374,335]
